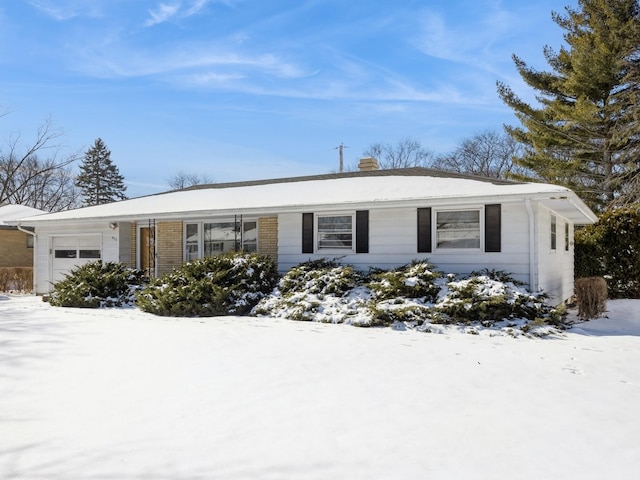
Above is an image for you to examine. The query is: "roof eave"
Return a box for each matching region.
[9,191,597,226]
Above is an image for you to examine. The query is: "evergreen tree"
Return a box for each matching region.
[75,138,127,206]
[497,0,640,211]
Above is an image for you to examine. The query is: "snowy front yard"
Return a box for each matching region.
[1,295,639,479]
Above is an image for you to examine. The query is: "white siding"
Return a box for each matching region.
[118,221,133,265]
[34,222,121,294]
[536,206,575,304]
[31,201,577,304]
[278,203,534,286]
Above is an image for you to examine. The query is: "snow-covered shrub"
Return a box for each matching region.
[49,261,146,308]
[368,260,442,302]
[431,272,564,326]
[136,252,278,317]
[255,261,566,334]
[363,261,443,325]
[253,259,373,324]
[278,259,362,296]
[368,300,433,327]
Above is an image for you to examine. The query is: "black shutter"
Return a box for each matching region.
[355,210,369,253]
[485,204,501,252]
[417,208,432,253]
[302,213,314,253]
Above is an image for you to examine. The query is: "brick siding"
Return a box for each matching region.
[157,221,183,275]
[128,217,278,276]
[0,229,34,267]
[129,223,137,269]
[258,216,278,264]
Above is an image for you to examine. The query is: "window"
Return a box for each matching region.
[79,249,101,259]
[565,222,570,251]
[185,218,258,260]
[317,214,353,251]
[26,235,34,249]
[243,221,258,252]
[185,223,199,261]
[55,250,77,259]
[302,211,368,254]
[436,210,480,249]
[204,222,237,256]
[551,214,557,250]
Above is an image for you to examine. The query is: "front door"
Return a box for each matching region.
[139,226,156,277]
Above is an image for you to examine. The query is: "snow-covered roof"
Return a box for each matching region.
[0,204,47,227]
[9,168,598,225]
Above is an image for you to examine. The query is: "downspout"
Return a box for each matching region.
[16,224,37,295]
[524,199,536,293]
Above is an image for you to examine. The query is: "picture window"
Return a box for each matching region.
[436,210,480,249]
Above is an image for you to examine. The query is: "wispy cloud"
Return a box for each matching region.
[73,41,310,82]
[191,72,246,84]
[185,0,210,16]
[32,0,501,108]
[145,0,237,26]
[182,52,471,105]
[27,0,107,20]
[144,2,181,26]
[413,5,519,74]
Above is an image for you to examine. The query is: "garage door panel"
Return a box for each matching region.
[51,235,102,283]
[53,237,79,249]
[79,236,101,247]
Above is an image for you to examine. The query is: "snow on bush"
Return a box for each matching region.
[49,261,146,308]
[136,252,278,317]
[368,260,442,301]
[253,259,373,324]
[431,269,563,327]
[253,262,567,335]
[365,260,443,326]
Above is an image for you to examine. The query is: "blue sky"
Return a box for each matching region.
[0,0,575,198]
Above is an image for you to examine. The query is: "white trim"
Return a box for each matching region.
[525,199,536,292]
[433,207,483,253]
[182,217,259,261]
[49,234,103,286]
[314,211,355,254]
[184,222,201,261]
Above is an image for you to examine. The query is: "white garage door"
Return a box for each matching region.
[52,235,102,283]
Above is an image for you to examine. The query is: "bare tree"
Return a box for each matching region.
[0,115,80,211]
[7,156,81,211]
[431,130,526,179]
[167,171,215,190]
[362,138,435,169]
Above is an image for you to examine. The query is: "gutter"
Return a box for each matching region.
[16,224,35,237]
[525,199,536,292]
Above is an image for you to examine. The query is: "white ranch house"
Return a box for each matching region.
[11,165,597,304]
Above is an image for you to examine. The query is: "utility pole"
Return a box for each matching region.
[335,143,349,173]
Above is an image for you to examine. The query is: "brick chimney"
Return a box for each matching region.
[358,157,379,171]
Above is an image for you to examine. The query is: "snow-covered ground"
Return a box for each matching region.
[1,295,639,479]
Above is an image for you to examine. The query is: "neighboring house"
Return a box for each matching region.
[0,204,45,268]
[10,162,597,304]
